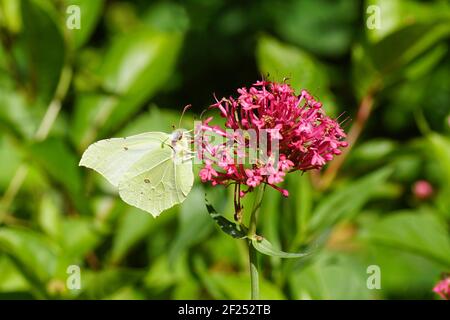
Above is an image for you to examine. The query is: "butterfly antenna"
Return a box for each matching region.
[260,71,270,82]
[178,104,192,129]
[199,108,209,121]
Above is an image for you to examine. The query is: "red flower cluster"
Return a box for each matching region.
[196,80,347,197]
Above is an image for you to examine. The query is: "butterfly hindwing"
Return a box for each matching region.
[118,133,193,217]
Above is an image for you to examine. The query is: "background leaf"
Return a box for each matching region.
[20,0,65,104]
[256,35,336,114]
[364,211,450,267]
[71,27,185,149]
[309,167,393,235]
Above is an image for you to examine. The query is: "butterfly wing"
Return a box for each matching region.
[80,131,194,217]
[79,132,168,187]
[118,136,193,217]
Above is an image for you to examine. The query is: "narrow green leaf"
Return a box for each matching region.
[251,237,309,259]
[205,197,247,239]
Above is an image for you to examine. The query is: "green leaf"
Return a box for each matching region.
[194,258,285,300]
[309,167,393,234]
[291,252,374,299]
[256,35,336,114]
[0,0,22,33]
[351,43,381,99]
[72,27,184,149]
[365,211,450,267]
[251,237,309,259]
[63,0,105,48]
[169,187,213,264]
[0,89,40,139]
[29,138,88,214]
[105,286,146,300]
[426,133,450,216]
[0,136,22,190]
[209,272,286,300]
[0,227,58,297]
[370,22,450,74]
[119,105,194,137]
[21,0,65,104]
[0,256,30,293]
[143,2,190,33]
[352,21,450,98]
[110,206,161,264]
[205,197,247,239]
[59,218,101,261]
[287,172,313,247]
[366,0,450,43]
[427,133,450,186]
[273,0,358,57]
[363,244,443,298]
[260,186,282,267]
[79,268,143,299]
[38,192,63,239]
[350,139,398,163]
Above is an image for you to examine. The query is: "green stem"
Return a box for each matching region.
[248,241,259,300]
[247,184,265,300]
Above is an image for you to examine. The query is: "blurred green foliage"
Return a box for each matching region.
[0,0,449,300]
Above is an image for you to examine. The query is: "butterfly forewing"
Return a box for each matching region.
[79,132,168,187]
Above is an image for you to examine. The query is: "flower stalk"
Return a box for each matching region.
[247,184,265,300]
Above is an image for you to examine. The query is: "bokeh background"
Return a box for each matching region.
[0,0,449,299]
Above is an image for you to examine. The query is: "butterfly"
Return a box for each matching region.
[79,129,194,217]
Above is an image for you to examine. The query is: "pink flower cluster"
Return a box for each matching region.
[433,277,450,300]
[197,80,347,197]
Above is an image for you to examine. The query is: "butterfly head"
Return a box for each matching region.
[170,129,192,163]
[170,129,188,146]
